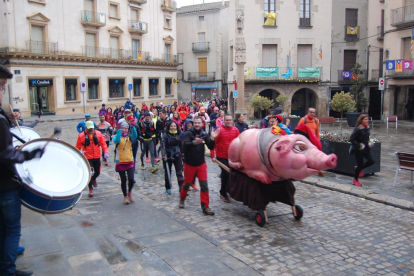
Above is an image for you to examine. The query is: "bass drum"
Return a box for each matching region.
[15,138,91,214]
[10,126,41,147]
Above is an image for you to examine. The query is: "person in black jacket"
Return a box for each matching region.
[234,113,249,134]
[349,114,375,187]
[161,121,184,194]
[180,116,215,215]
[0,65,40,276]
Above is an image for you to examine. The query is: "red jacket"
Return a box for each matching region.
[213,125,239,159]
[76,130,109,160]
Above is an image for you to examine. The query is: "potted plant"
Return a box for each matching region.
[275,94,288,112]
[346,63,367,127]
[250,95,274,119]
[330,91,356,134]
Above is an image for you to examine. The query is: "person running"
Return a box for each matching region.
[105,107,116,128]
[194,106,210,131]
[10,108,41,128]
[151,108,162,163]
[139,112,158,173]
[349,114,375,187]
[180,117,216,215]
[96,114,113,166]
[298,107,320,139]
[76,121,109,197]
[235,113,249,133]
[76,114,97,133]
[211,114,239,203]
[116,106,125,121]
[215,110,225,128]
[172,111,182,130]
[98,103,107,116]
[161,121,184,194]
[177,102,189,121]
[113,121,137,205]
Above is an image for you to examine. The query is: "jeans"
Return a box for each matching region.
[0,189,21,276]
[88,158,101,190]
[217,158,230,197]
[141,140,155,166]
[354,149,375,180]
[163,158,184,190]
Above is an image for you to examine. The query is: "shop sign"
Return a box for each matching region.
[30,79,53,86]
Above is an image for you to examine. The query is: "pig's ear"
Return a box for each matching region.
[275,140,290,156]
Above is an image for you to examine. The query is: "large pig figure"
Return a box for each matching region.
[228,128,337,184]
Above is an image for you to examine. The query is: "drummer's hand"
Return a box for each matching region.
[211,157,217,163]
[25,147,43,161]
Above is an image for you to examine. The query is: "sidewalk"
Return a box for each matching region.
[16,173,258,276]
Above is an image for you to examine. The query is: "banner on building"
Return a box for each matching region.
[264,13,276,26]
[244,67,252,76]
[341,70,353,79]
[403,60,413,70]
[346,26,358,35]
[298,67,321,78]
[256,67,279,78]
[386,60,396,70]
[396,60,403,73]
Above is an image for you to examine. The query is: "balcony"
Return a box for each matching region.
[299,17,312,28]
[81,46,133,60]
[162,54,178,63]
[370,69,383,82]
[337,70,366,85]
[377,26,384,40]
[128,0,147,4]
[26,40,59,55]
[128,20,148,34]
[263,13,277,27]
[80,10,106,27]
[192,42,210,53]
[244,67,322,82]
[344,26,359,42]
[161,0,177,12]
[386,59,414,79]
[188,72,216,82]
[391,5,414,27]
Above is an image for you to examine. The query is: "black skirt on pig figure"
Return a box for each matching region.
[349,114,375,187]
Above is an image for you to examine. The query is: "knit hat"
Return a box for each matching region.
[124,108,131,113]
[214,107,219,111]
[12,109,20,112]
[275,115,283,123]
[144,111,151,117]
[120,121,129,128]
[85,121,94,129]
[294,124,321,150]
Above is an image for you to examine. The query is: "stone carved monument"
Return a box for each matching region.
[234,0,247,114]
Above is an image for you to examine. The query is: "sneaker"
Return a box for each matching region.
[146,157,150,163]
[190,184,199,191]
[17,246,25,255]
[124,196,130,205]
[15,270,33,276]
[220,194,231,203]
[354,166,365,177]
[202,206,215,216]
[89,188,94,197]
[93,180,97,187]
[151,167,158,173]
[105,160,109,166]
[352,179,362,187]
[128,192,135,203]
[141,164,145,170]
[155,158,160,163]
[166,189,171,195]
[179,198,185,208]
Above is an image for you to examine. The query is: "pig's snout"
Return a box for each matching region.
[325,154,337,168]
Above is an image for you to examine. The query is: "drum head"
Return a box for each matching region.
[15,139,91,197]
[10,126,41,147]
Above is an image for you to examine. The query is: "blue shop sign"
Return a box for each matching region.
[29,79,53,86]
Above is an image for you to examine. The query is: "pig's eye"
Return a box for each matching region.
[293,141,307,153]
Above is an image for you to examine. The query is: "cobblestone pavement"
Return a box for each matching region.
[30,120,414,276]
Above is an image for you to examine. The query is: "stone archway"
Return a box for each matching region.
[291,88,319,117]
[256,89,280,118]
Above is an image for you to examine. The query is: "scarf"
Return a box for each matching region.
[169,130,178,135]
[361,123,368,128]
[122,132,129,137]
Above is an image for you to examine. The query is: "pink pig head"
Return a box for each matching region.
[269,134,337,180]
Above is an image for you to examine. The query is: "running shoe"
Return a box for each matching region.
[93,180,97,187]
[151,167,158,173]
[105,160,109,166]
[166,189,171,195]
[202,206,215,216]
[155,158,160,163]
[179,198,185,208]
[17,246,25,255]
[352,179,362,187]
[146,157,150,163]
[128,192,135,203]
[220,193,231,203]
[141,164,145,170]
[124,196,130,205]
[89,188,94,197]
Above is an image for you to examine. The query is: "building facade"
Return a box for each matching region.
[226,0,332,119]
[0,0,179,117]
[176,2,229,102]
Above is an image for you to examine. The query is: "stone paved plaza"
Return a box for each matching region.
[16,119,414,276]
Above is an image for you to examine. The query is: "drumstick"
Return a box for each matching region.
[9,104,22,135]
[214,159,230,173]
[41,127,62,154]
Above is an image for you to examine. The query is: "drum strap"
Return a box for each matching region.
[84,131,99,146]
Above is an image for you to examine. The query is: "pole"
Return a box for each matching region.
[82,91,86,113]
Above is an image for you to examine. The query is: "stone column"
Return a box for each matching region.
[234,0,247,114]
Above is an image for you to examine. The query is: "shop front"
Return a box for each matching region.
[28,78,55,115]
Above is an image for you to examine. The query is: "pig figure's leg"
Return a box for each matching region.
[245,169,272,184]
[228,138,244,169]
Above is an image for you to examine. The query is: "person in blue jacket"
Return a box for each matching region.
[76,114,97,133]
[124,99,134,110]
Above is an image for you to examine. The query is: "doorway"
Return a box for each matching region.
[28,79,54,114]
[368,87,382,120]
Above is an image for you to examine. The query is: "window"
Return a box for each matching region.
[264,0,275,13]
[165,17,172,29]
[230,46,234,70]
[30,25,45,54]
[403,37,411,60]
[85,0,94,12]
[199,16,204,21]
[198,32,206,42]
[109,2,120,19]
[131,9,139,21]
[110,36,119,59]
[85,33,97,57]
[108,78,125,98]
[165,79,172,95]
[165,44,171,62]
[345,8,358,27]
[132,39,140,60]
[299,0,311,27]
[133,78,141,97]
[149,78,159,96]
[88,78,99,100]
[297,44,312,67]
[343,50,357,70]
[262,44,277,67]
[198,58,207,77]
[65,78,78,101]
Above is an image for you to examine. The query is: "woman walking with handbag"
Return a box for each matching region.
[349,114,375,187]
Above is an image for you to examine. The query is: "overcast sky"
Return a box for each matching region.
[176,0,222,8]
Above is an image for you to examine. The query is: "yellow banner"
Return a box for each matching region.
[264,13,276,26]
[244,67,252,76]
[347,26,358,35]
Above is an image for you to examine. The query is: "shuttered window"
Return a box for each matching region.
[345,9,358,26]
[344,50,357,70]
[262,44,277,67]
[198,32,206,42]
[403,37,411,60]
[297,44,312,67]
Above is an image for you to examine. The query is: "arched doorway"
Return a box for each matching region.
[255,89,279,118]
[291,88,318,117]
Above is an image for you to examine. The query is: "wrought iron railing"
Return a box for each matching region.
[188,72,216,82]
[81,46,133,59]
[299,16,311,28]
[128,0,147,4]
[26,40,59,55]
[337,69,366,84]
[391,4,414,27]
[370,69,382,82]
[80,10,106,26]
[162,0,177,10]
[344,26,360,42]
[128,20,148,33]
[162,54,178,63]
[386,59,414,77]
[192,42,210,52]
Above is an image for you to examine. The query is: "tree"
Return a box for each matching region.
[275,94,289,113]
[350,63,367,112]
[250,95,274,118]
[330,91,356,133]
